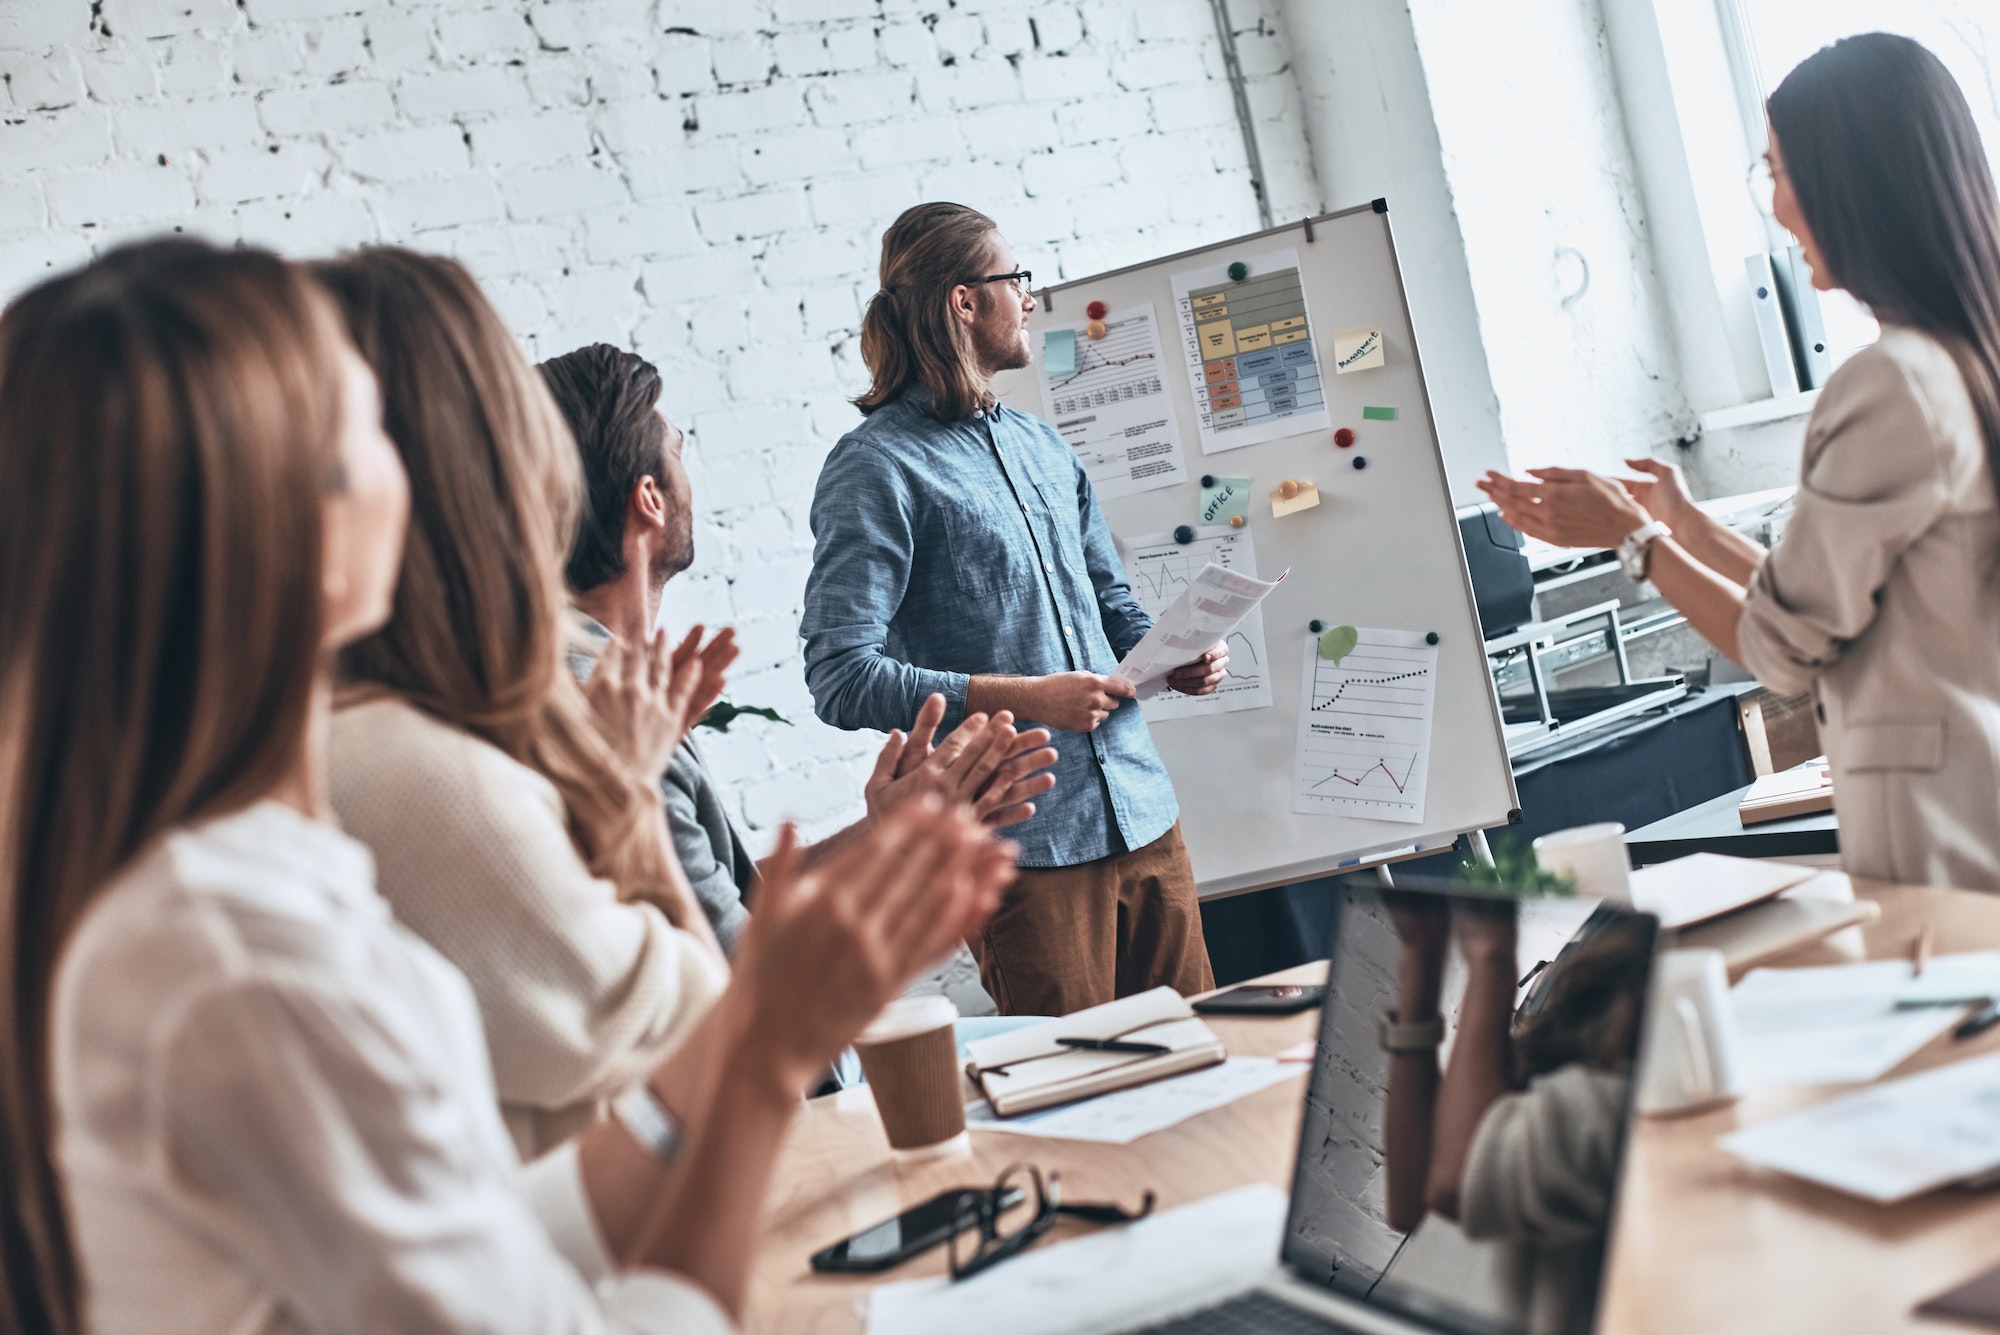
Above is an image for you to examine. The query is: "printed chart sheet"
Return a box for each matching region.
[1291,629,1439,824]
[1038,302,1188,499]
[1172,246,1333,454]
[1120,527,1275,723]
[1111,561,1283,695]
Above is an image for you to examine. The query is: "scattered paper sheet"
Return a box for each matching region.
[1896,951,2000,1007]
[1198,475,1252,526]
[866,1184,1286,1335]
[1723,1051,2000,1202]
[1173,247,1332,455]
[965,1057,1304,1144]
[1112,561,1284,691]
[1333,324,1384,373]
[1730,960,1962,1088]
[1120,528,1274,723]
[1291,629,1439,824]
[1039,302,1187,500]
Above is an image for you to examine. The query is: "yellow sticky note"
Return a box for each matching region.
[1334,324,1385,373]
[1271,481,1321,517]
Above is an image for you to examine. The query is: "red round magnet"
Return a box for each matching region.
[1085,300,1108,320]
[1334,427,1356,448]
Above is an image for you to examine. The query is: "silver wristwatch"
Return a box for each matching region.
[1616,519,1671,582]
[1377,1009,1445,1053]
[612,1084,684,1166]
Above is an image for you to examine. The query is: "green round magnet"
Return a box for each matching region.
[1227,261,1249,282]
[1308,619,1324,634]
[1426,631,1440,645]
[1318,624,1359,665]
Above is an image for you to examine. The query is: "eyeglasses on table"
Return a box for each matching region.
[946,1160,1155,1282]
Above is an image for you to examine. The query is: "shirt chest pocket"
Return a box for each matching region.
[940,483,1065,598]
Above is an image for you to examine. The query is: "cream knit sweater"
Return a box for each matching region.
[329,697,727,1160]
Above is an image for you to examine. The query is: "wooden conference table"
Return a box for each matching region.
[747,877,2000,1335]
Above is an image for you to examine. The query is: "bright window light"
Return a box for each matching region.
[1736,2,2000,361]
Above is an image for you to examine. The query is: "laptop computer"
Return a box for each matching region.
[1114,877,1658,1335]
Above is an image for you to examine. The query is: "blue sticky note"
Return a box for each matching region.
[1044,328,1076,376]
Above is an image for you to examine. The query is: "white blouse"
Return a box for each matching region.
[52,801,731,1335]
[330,698,728,1159]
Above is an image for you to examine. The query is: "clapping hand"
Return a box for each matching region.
[864,693,1058,829]
[731,798,1018,1095]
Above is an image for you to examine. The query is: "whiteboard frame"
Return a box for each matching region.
[1004,202,1519,899]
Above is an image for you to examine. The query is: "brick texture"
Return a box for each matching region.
[0,0,1321,904]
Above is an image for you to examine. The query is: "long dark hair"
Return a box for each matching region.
[1768,33,2000,493]
[853,201,999,421]
[0,240,345,1334]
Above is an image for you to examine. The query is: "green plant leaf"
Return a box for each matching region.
[698,701,792,734]
[1452,833,1578,898]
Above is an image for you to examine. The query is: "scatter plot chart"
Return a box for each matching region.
[1121,526,1274,723]
[1291,629,1439,823]
[1172,246,1334,454]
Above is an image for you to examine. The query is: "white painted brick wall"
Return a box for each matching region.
[1,0,1322,1000]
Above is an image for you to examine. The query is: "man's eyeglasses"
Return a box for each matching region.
[965,269,1033,295]
[946,1161,1154,1282]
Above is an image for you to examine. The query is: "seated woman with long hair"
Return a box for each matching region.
[311,249,1040,1157]
[0,238,1013,1334]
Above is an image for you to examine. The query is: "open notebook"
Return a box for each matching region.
[964,987,1226,1117]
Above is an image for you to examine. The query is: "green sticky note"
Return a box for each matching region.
[1318,624,1359,665]
[1044,328,1076,376]
[1198,475,1252,526]
[1362,405,1397,421]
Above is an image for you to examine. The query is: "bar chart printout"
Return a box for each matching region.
[1291,629,1440,823]
[1038,303,1188,499]
[1171,246,1333,454]
[1120,527,1275,723]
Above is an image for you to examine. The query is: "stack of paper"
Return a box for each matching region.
[1738,761,1833,825]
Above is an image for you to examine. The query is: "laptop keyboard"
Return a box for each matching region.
[1128,1290,1366,1334]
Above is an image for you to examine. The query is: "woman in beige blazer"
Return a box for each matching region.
[1481,33,2000,891]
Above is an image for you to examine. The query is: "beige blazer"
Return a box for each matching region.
[1739,327,2000,891]
[329,698,727,1158]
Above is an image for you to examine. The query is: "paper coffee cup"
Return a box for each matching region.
[854,995,964,1151]
[1533,822,1632,904]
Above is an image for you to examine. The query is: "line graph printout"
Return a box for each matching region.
[1171,246,1333,455]
[1290,629,1440,824]
[1120,527,1275,723]
[1038,303,1188,500]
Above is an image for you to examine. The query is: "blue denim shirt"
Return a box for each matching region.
[801,387,1178,869]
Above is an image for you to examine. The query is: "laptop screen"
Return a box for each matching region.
[1279,880,1656,1335]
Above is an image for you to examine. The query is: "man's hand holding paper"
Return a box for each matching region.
[1113,562,1285,696]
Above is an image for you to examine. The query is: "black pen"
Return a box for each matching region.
[1055,1037,1171,1055]
[1956,1000,2000,1041]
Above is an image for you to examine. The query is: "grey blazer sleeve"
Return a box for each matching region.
[1737,347,1951,697]
[661,745,753,954]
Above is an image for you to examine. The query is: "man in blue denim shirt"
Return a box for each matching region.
[802,202,1228,1016]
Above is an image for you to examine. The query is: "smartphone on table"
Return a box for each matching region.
[809,1184,1027,1273]
[1192,983,1326,1015]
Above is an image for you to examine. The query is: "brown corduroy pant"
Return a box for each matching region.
[968,822,1214,1017]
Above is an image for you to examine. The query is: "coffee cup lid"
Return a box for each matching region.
[858,994,958,1044]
